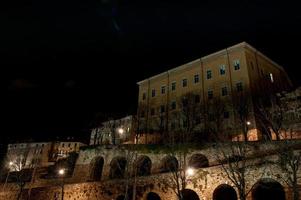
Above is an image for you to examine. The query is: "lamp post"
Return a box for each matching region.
[58,169,65,200]
[1,161,13,192]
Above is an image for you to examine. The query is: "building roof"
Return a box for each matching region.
[137,41,286,85]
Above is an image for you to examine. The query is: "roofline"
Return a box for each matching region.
[137,41,287,85]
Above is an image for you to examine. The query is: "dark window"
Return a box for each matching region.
[68,143,71,147]
[151,89,156,97]
[195,117,201,125]
[234,60,240,70]
[236,82,243,92]
[207,70,212,79]
[171,122,176,130]
[209,114,214,121]
[171,82,176,91]
[194,74,199,83]
[160,105,165,113]
[140,111,145,117]
[161,86,166,94]
[208,90,213,99]
[195,95,200,103]
[222,87,228,96]
[150,108,155,116]
[250,61,254,70]
[182,79,188,87]
[224,111,230,119]
[171,101,176,110]
[183,120,188,128]
[62,143,65,147]
[182,97,188,107]
[74,143,77,147]
[220,65,226,75]
[142,93,146,100]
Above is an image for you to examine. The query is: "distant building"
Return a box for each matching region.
[137,42,292,143]
[90,115,133,145]
[6,141,86,171]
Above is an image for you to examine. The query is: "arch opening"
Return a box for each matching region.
[181,189,200,200]
[109,156,127,179]
[252,178,285,200]
[188,154,209,168]
[116,195,125,200]
[160,156,178,173]
[213,184,237,200]
[146,192,161,200]
[89,156,104,181]
[136,156,152,176]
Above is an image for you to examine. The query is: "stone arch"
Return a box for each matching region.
[109,156,127,179]
[160,155,178,173]
[213,184,237,200]
[89,156,104,181]
[252,178,285,200]
[181,189,200,200]
[116,195,125,200]
[188,154,209,168]
[146,192,161,200]
[135,155,152,176]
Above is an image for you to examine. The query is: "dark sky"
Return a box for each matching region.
[2,0,301,143]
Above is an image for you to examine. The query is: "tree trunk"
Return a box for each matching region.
[17,185,24,200]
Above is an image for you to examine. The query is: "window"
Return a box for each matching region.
[140,111,145,117]
[236,82,243,92]
[68,143,71,147]
[234,60,240,70]
[195,117,201,125]
[171,82,176,91]
[74,143,77,147]
[269,73,274,83]
[161,86,166,94]
[194,74,199,83]
[208,90,213,99]
[160,105,165,113]
[250,61,254,70]
[151,89,156,97]
[224,111,230,119]
[142,93,146,100]
[182,79,188,87]
[171,101,177,110]
[171,122,176,130]
[209,114,214,121]
[207,70,212,79]
[150,108,155,116]
[62,143,65,147]
[182,97,188,107]
[195,95,200,103]
[221,87,228,96]
[183,119,188,128]
[220,65,226,75]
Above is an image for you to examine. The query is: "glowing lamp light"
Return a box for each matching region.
[118,128,124,134]
[246,121,251,125]
[186,167,195,176]
[58,169,65,176]
[9,161,13,166]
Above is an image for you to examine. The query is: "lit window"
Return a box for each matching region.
[171,101,176,110]
[234,60,240,70]
[194,74,199,83]
[182,79,188,87]
[236,82,243,92]
[207,70,212,79]
[220,65,226,75]
[208,90,213,99]
[151,89,156,97]
[161,86,166,94]
[171,82,176,91]
[142,93,146,100]
[222,87,228,96]
[269,73,274,83]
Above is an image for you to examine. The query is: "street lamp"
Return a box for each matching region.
[246,121,251,126]
[186,167,195,177]
[58,168,65,200]
[118,128,124,134]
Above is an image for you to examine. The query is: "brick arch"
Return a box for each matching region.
[146,192,161,200]
[181,189,200,200]
[89,156,104,181]
[160,155,178,173]
[135,155,152,176]
[109,156,127,179]
[188,153,209,168]
[251,178,285,200]
[213,184,237,200]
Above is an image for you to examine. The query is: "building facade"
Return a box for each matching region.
[137,42,292,143]
[90,115,133,145]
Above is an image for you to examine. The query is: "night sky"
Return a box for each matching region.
[2,0,301,143]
